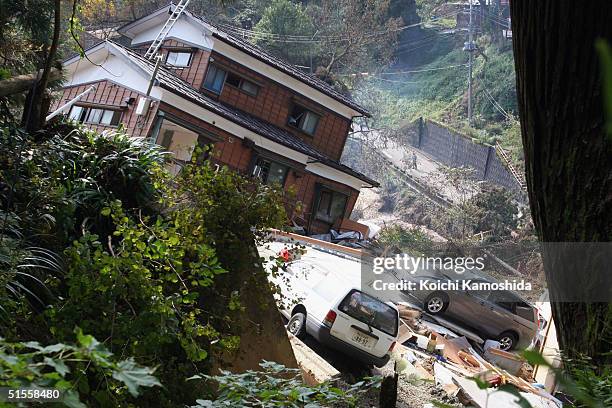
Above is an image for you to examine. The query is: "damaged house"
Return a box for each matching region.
[53,3,377,235]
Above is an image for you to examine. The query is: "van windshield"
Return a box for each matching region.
[338,290,398,336]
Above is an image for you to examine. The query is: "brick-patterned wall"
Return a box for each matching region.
[52,80,158,138]
[132,39,211,89]
[159,102,253,172]
[407,119,521,191]
[52,84,359,233]
[157,104,359,233]
[291,172,359,234]
[208,52,352,162]
[161,39,211,88]
[125,44,353,161]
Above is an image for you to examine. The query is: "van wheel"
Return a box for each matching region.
[498,331,518,351]
[287,313,306,339]
[424,292,448,314]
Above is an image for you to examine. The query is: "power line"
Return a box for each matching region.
[393,31,451,52]
[480,12,510,29]
[218,10,460,44]
[378,64,469,75]
[482,88,512,120]
[394,37,455,56]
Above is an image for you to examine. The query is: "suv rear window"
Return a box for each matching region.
[338,290,398,336]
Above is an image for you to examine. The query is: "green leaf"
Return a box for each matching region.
[521,350,549,367]
[596,39,612,139]
[40,343,71,354]
[111,358,162,397]
[432,401,458,408]
[61,390,87,408]
[470,375,491,390]
[23,341,43,350]
[44,356,71,377]
[496,384,533,408]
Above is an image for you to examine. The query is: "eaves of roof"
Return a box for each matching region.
[115,3,370,117]
[108,42,378,187]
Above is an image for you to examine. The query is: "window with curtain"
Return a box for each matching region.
[68,105,121,126]
[203,65,228,94]
[166,51,192,67]
[315,188,348,223]
[252,157,288,186]
[287,104,320,135]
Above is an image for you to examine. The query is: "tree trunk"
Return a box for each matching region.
[510,1,612,367]
[21,0,61,132]
[0,69,61,98]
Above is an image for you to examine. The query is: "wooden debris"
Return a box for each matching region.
[484,347,524,375]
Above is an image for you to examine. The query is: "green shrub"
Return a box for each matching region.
[189,360,380,407]
[377,225,434,256]
[0,331,160,408]
[2,121,289,406]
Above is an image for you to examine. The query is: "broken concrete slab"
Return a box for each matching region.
[453,372,562,408]
[288,333,340,386]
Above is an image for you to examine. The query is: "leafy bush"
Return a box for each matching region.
[189,360,380,407]
[566,357,612,407]
[0,331,160,408]
[469,185,518,239]
[377,225,434,256]
[46,154,287,405]
[34,123,167,244]
[1,121,289,406]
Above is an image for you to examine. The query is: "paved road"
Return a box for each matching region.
[356,130,476,203]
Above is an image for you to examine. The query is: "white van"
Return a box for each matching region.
[271,258,399,368]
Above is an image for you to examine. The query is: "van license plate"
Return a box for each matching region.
[351,331,375,349]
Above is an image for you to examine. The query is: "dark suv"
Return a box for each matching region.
[402,274,539,350]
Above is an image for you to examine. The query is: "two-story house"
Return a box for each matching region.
[53,4,377,235]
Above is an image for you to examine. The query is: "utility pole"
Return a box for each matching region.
[465,0,475,126]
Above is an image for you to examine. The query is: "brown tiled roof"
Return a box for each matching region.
[206,30,370,116]
[113,43,378,187]
[116,4,370,116]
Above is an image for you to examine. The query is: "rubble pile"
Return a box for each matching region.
[392,304,562,408]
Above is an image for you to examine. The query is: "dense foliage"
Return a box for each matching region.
[189,360,381,407]
[0,121,288,406]
[0,332,161,407]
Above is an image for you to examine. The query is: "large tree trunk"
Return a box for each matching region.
[510,1,612,367]
[21,0,61,132]
[0,69,61,98]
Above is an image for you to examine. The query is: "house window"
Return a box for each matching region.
[203,65,228,94]
[68,105,121,126]
[203,64,260,97]
[288,105,320,135]
[225,72,259,96]
[166,51,192,67]
[252,157,288,186]
[154,118,199,162]
[315,188,348,223]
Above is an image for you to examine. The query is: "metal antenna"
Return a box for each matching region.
[144,0,191,60]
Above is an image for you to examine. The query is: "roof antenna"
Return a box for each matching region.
[144,0,191,60]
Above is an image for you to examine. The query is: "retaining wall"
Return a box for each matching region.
[406,119,521,191]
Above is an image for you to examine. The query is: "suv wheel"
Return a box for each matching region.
[424,293,448,314]
[498,331,518,351]
[287,312,306,339]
